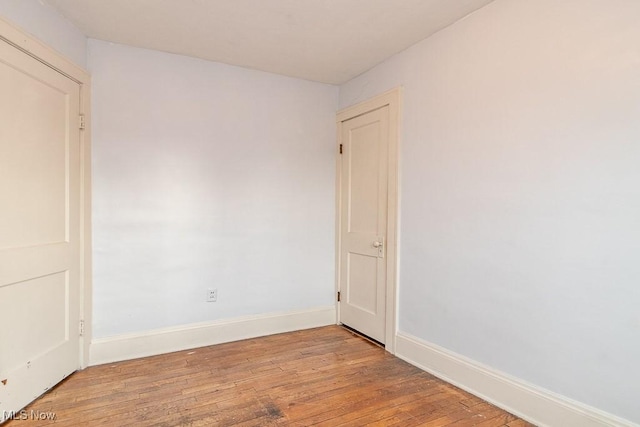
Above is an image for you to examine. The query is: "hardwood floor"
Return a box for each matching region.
[6,326,534,426]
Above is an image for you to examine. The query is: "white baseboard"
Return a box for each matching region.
[90,306,336,366]
[395,333,636,427]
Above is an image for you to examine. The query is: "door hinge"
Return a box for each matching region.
[79,114,86,130]
[339,144,343,154]
[79,320,85,336]
[337,291,341,302]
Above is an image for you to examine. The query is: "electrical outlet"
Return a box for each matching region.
[207,288,217,302]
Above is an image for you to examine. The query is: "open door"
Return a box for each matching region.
[338,107,389,343]
[336,89,400,349]
[0,35,84,419]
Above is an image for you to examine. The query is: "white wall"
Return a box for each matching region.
[89,39,338,338]
[0,0,86,67]
[340,0,640,423]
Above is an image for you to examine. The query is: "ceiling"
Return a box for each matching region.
[46,0,494,84]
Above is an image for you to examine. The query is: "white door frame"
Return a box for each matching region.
[0,17,92,368]
[335,88,401,353]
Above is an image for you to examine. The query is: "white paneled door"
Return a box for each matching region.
[0,38,82,418]
[338,106,390,343]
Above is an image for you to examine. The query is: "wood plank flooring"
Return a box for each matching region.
[5,326,534,426]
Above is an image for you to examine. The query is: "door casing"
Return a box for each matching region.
[335,88,401,353]
[0,16,92,368]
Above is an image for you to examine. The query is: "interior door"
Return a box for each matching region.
[0,37,82,418]
[338,106,389,343]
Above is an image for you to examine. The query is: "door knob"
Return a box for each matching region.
[373,241,383,248]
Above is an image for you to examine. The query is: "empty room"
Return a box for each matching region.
[0,0,638,426]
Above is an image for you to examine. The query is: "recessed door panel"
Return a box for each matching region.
[0,272,69,373]
[348,123,380,234]
[347,253,378,314]
[0,63,68,250]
